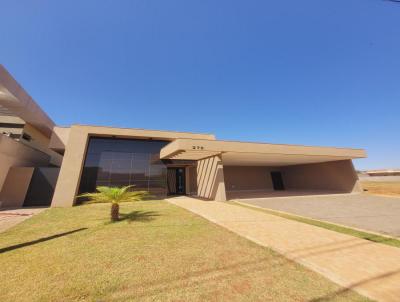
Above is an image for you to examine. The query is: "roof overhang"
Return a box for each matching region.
[0,65,55,137]
[160,139,366,166]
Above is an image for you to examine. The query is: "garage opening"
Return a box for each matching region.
[159,138,365,201]
[224,160,360,200]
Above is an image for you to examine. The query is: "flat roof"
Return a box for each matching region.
[70,124,216,138]
[49,125,217,152]
[160,138,366,166]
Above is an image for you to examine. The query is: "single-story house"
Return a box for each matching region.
[0,65,366,208]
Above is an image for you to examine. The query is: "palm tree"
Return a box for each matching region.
[78,185,151,221]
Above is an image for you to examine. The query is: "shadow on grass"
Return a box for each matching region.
[0,228,87,254]
[118,210,160,223]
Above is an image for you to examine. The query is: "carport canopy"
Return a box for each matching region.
[159,138,366,166]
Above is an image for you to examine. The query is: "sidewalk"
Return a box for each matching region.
[167,197,400,302]
[0,208,46,233]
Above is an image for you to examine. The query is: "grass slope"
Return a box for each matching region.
[0,200,370,302]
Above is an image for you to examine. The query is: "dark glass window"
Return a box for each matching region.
[78,137,169,197]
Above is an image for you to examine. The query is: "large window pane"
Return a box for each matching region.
[78,137,169,197]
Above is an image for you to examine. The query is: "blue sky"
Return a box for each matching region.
[1,0,399,169]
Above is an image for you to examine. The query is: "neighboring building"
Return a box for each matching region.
[364,169,400,177]
[0,65,62,208]
[0,65,367,208]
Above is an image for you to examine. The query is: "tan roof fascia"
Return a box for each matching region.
[69,124,216,141]
[160,138,367,159]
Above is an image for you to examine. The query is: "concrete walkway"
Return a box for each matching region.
[168,197,400,302]
[0,208,46,233]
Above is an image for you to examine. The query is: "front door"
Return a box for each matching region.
[167,168,186,195]
[176,168,186,194]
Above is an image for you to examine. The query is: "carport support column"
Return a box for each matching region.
[349,160,363,193]
[51,126,89,207]
[196,155,227,201]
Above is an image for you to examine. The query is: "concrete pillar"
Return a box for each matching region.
[349,160,363,193]
[51,127,88,207]
[196,155,227,201]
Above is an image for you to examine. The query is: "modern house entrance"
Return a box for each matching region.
[167,167,186,195]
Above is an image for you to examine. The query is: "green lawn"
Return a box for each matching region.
[0,200,370,302]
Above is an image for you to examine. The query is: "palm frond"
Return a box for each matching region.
[118,190,152,203]
[77,185,151,204]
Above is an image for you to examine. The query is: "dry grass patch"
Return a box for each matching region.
[0,200,370,302]
[361,181,400,197]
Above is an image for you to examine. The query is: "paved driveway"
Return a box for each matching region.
[239,193,400,237]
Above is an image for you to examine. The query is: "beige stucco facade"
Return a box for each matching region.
[50,125,216,207]
[48,125,366,207]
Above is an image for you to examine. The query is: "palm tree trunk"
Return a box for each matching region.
[111,203,119,221]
